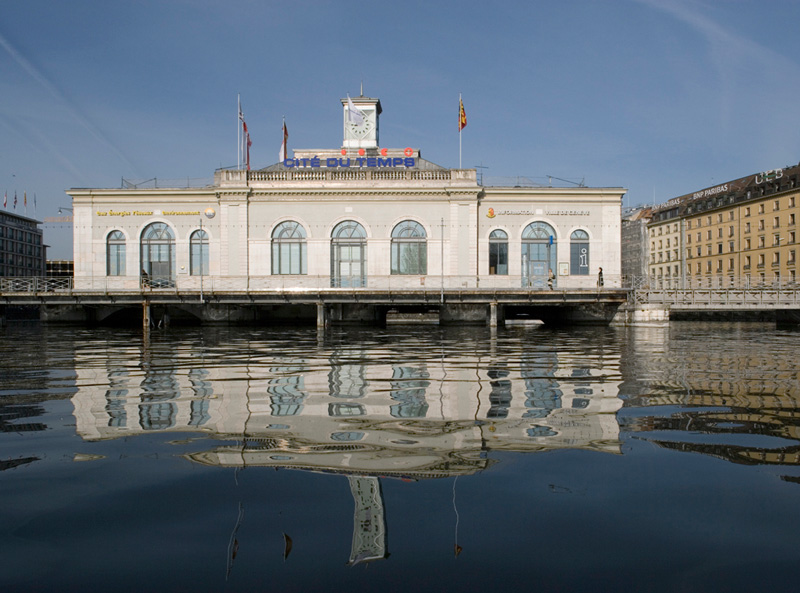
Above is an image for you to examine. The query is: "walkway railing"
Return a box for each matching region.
[628,275,800,308]
[2,275,622,295]
[0,278,73,292]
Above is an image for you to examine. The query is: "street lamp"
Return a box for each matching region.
[58,207,73,215]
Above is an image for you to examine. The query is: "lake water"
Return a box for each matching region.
[1,322,798,592]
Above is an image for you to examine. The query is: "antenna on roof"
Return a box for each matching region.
[547,175,585,187]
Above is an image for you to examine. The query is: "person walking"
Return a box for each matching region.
[597,267,604,288]
[548,268,555,290]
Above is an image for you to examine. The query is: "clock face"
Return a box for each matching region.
[348,109,375,139]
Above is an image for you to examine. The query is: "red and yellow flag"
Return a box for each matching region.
[458,98,467,131]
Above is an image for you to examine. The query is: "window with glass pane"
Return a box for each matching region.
[107,230,126,276]
[521,221,557,287]
[272,221,307,274]
[391,220,427,274]
[190,230,208,275]
[570,229,590,275]
[489,229,508,275]
[331,220,367,288]
[140,222,175,286]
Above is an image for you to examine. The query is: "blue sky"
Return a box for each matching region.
[3,0,800,259]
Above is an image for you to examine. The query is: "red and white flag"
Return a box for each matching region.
[278,121,288,162]
[243,120,252,170]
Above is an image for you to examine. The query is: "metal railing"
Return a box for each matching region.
[0,277,73,292]
[628,275,800,307]
[2,274,624,295]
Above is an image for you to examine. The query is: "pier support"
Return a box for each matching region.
[317,302,326,329]
[489,302,498,327]
[143,301,151,332]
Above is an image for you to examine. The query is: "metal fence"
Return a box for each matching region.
[2,274,623,294]
[0,277,73,292]
[628,275,800,307]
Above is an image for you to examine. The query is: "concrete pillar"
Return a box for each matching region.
[143,301,151,333]
[489,302,498,327]
[317,302,326,329]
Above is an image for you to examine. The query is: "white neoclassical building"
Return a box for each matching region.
[67,95,625,292]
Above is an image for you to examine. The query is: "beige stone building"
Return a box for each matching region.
[67,95,626,292]
[648,163,800,287]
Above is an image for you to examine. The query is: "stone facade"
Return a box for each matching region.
[67,96,625,291]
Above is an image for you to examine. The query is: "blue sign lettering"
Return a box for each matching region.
[282,157,417,169]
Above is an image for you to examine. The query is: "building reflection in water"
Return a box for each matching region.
[620,324,800,467]
[70,331,623,565]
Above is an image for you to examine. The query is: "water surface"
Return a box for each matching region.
[1,322,798,592]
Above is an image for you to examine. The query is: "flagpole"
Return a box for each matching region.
[237,94,241,170]
[459,93,462,169]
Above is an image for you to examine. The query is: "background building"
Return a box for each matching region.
[621,206,652,283]
[648,163,800,287]
[0,211,45,277]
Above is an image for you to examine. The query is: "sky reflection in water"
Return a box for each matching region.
[1,323,799,592]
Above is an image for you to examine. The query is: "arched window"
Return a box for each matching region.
[570,229,590,275]
[140,222,175,287]
[489,229,508,275]
[107,230,126,276]
[331,220,367,287]
[391,220,427,275]
[272,221,307,274]
[521,222,556,288]
[190,229,209,275]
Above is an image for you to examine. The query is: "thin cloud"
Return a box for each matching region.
[0,31,140,175]
[0,115,84,179]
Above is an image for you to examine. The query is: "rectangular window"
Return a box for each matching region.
[489,242,508,275]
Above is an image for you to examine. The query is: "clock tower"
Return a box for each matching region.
[342,95,382,151]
